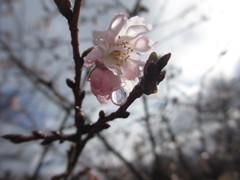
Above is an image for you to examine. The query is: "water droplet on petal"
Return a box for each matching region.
[111,88,127,106]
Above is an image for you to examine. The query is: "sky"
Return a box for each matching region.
[76,0,240,98]
[146,0,240,94]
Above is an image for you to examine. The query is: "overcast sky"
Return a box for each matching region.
[77,0,240,97]
[1,0,239,121]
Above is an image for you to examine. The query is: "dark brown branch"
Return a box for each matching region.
[54,0,73,19]
[54,0,86,177]
[2,130,75,145]
[66,0,86,176]
[54,0,84,112]
[55,0,85,127]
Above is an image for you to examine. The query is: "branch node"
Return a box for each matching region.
[32,130,45,138]
[102,123,111,129]
[120,111,130,118]
[99,110,105,119]
[66,78,75,89]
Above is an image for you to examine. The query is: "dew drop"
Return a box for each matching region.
[111,88,127,106]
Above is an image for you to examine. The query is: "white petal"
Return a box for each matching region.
[92,31,108,49]
[127,25,150,38]
[133,36,153,53]
[83,47,104,67]
[126,16,152,38]
[108,13,127,39]
[128,16,152,29]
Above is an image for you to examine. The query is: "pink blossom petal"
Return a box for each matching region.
[96,94,111,104]
[92,31,108,49]
[108,13,127,39]
[84,47,104,67]
[121,59,142,80]
[125,16,152,38]
[90,66,121,104]
[133,36,153,53]
[126,25,150,38]
[128,16,152,31]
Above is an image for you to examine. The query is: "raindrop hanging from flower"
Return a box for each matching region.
[84,13,153,105]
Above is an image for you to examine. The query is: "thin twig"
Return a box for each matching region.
[30,109,72,180]
[97,133,146,180]
[0,40,72,110]
[142,95,158,159]
[2,130,74,144]
[54,0,86,177]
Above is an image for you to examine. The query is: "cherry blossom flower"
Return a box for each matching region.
[84,13,153,104]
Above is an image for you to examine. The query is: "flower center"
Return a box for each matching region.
[109,40,133,67]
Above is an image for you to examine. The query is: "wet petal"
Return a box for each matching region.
[83,47,104,67]
[92,31,108,49]
[108,13,127,39]
[126,16,152,38]
[133,36,153,53]
[128,16,152,31]
[96,94,111,104]
[121,59,143,80]
[126,25,150,38]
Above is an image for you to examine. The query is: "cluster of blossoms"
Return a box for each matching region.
[84,13,153,105]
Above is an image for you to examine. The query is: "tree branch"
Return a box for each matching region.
[2,130,74,145]
[97,133,146,180]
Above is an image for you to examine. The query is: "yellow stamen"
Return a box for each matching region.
[109,39,133,67]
